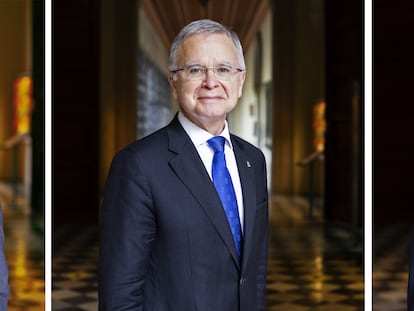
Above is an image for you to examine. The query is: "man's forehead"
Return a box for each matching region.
[178,33,237,59]
[181,32,233,46]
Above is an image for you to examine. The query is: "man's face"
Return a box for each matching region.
[169,33,246,132]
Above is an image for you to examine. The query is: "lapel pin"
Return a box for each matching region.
[246,161,251,168]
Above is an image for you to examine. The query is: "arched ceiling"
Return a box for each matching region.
[142,0,270,52]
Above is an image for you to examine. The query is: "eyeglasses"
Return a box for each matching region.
[171,64,244,81]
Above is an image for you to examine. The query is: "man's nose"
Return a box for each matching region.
[203,69,219,88]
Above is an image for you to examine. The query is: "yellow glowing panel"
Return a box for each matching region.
[13,76,34,134]
[313,100,326,152]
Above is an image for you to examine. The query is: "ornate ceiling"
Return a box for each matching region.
[142,0,270,52]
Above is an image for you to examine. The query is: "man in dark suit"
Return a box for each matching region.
[0,204,9,310]
[99,19,269,311]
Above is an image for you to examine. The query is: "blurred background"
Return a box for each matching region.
[0,0,44,310]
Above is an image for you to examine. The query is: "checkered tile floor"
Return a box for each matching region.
[265,196,363,311]
[52,225,99,310]
[373,224,412,311]
[2,189,411,310]
[52,196,367,310]
[1,182,45,311]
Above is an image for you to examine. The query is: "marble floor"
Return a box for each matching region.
[373,224,412,311]
[1,178,411,311]
[0,182,45,311]
[52,195,365,311]
[265,196,364,311]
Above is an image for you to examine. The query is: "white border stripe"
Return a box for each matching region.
[364,0,373,310]
[45,0,51,310]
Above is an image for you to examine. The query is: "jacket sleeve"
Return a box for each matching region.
[98,149,156,310]
[0,204,10,311]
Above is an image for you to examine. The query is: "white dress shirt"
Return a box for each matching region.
[178,112,244,232]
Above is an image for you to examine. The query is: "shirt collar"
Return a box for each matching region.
[178,112,233,149]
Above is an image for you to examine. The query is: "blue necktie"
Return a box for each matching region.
[208,136,242,261]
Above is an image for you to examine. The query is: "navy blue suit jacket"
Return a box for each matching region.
[0,204,9,311]
[99,116,269,310]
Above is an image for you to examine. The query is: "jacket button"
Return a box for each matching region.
[240,277,247,286]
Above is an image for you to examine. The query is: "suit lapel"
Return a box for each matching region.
[166,117,241,268]
[231,136,257,271]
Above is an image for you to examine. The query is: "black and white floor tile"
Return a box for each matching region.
[373,224,412,311]
[2,178,410,311]
[52,196,365,311]
[1,182,45,311]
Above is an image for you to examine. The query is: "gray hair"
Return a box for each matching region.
[168,19,246,72]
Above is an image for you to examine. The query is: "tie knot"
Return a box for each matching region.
[208,136,225,153]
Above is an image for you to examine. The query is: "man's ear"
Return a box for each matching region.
[238,70,246,98]
[168,74,178,99]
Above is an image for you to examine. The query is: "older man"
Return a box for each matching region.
[99,19,269,310]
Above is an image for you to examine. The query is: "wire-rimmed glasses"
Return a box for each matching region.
[171,64,244,81]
